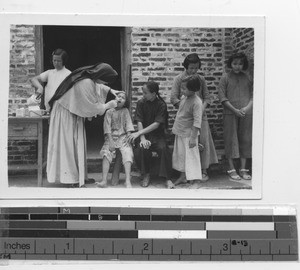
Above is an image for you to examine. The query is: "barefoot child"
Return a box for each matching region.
[218,52,253,180]
[172,75,203,185]
[98,92,134,188]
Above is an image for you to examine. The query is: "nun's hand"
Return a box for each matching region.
[105,100,118,110]
[110,89,123,97]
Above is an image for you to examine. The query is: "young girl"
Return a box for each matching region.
[127,81,174,189]
[218,52,253,180]
[170,53,218,181]
[30,48,71,111]
[98,92,134,188]
[172,75,203,185]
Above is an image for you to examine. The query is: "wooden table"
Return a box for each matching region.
[8,116,49,187]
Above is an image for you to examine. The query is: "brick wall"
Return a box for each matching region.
[131,27,227,152]
[8,25,37,167]
[8,140,37,166]
[10,25,36,100]
[233,28,254,79]
[224,28,254,77]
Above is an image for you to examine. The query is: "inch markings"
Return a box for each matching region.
[0,207,298,261]
[0,238,298,261]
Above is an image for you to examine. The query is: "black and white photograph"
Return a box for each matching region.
[1,1,300,270]
[0,14,265,199]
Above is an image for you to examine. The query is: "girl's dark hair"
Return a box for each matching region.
[145,81,159,94]
[227,52,249,70]
[52,48,68,65]
[145,80,169,129]
[186,75,201,92]
[117,91,130,109]
[183,53,201,69]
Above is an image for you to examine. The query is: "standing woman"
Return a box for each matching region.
[218,52,253,180]
[170,53,218,181]
[47,63,121,187]
[30,48,71,111]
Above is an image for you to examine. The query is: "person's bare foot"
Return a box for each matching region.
[111,177,119,186]
[97,181,108,188]
[125,180,132,188]
[174,174,187,185]
[166,180,175,189]
[141,173,150,187]
[200,171,209,182]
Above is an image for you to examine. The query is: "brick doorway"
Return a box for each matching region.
[36,26,132,159]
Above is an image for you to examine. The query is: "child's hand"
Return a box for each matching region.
[234,108,245,117]
[123,133,132,147]
[189,138,197,148]
[240,107,247,115]
[109,142,116,152]
[239,109,246,117]
[198,143,204,152]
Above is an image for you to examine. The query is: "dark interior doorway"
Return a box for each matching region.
[43,25,122,158]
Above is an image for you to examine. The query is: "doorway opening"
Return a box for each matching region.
[42,25,125,158]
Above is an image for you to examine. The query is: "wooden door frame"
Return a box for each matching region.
[34,25,44,74]
[120,27,132,111]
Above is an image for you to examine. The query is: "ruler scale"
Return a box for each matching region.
[0,206,298,261]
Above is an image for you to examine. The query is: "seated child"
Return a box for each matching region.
[98,92,134,188]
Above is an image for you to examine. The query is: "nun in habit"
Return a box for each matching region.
[46,62,121,187]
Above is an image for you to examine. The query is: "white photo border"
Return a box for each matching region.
[0,13,265,199]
